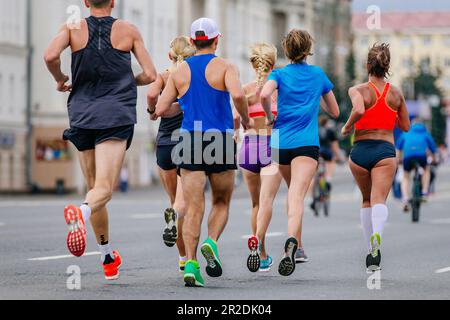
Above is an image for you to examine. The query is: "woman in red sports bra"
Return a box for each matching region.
[342,43,410,272]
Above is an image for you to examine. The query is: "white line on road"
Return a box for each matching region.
[429,218,450,225]
[240,232,284,239]
[28,251,101,262]
[131,213,161,220]
[435,267,450,274]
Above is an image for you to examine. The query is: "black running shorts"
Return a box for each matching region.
[63,125,134,152]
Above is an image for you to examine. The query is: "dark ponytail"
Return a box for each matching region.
[367,43,391,78]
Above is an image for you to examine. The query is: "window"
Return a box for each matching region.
[192,0,206,20]
[131,9,142,29]
[423,35,432,46]
[360,36,369,47]
[9,74,14,114]
[444,35,450,46]
[444,57,450,68]
[420,57,431,72]
[0,73,3,114]
[403,57,413,69]
[401,36,411,47]
[273,12,287,59]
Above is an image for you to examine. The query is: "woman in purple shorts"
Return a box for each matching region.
[234,43,282,273]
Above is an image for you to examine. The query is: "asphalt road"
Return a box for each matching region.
[1,165,450,300]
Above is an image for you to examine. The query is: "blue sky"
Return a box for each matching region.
[353,0,450,12]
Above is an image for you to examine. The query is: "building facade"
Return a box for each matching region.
[0,0,29,192]
[353,11,450,103]
[2,0,352,192]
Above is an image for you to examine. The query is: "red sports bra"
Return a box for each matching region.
[355,82,397,131]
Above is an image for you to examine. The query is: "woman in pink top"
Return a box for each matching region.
[234,43,282,273]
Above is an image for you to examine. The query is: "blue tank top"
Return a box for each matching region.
[179,54,233,133]
[68,16,137,129]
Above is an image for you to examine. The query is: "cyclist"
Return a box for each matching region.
[319,115,344,189]
[397,120,438,211]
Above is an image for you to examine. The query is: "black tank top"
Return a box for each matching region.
[157,113,183,146]
[68,16,137,129]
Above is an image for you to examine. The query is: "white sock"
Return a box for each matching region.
[179,256,186,262]
[98,243,113,263]
[80,204,92,222]
[372,204,389,240]
[360,208,373,253]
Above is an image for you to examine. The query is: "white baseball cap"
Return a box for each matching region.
[190,17,222,41]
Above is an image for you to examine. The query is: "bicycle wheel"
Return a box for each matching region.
[411,174,422,223]
[324,199,330,217]
[412,200,420,223]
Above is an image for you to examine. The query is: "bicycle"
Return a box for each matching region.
[410,161,423,223]
[311,157,330,217]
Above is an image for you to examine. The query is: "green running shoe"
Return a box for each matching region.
[184,260,204,287]
[201,237,223,278]
[370,232,381,257]
[367,232,382,273]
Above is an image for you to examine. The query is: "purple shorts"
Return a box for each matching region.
[238,135,272,174]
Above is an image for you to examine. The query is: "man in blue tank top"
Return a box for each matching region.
[44,0,156,281]
[155,18,253,287]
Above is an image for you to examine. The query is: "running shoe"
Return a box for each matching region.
[103,251,122,281]
[179,259,186,273]
[200,237,223,278]
[367,233,382,273]
[64,205,86,257]
[163,208,178,247]
[295,247,309,264]
[278,237,298,277]
[184,260,205,288]
[259,256,273,273]
[247,236,260,273]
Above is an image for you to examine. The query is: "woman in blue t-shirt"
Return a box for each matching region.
[260,29,340,277]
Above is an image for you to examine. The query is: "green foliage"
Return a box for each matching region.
[413,69,446,146]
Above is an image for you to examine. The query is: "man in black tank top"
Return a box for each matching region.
[44,0,156,281]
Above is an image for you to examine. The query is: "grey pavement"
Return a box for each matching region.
[1,165,450,300]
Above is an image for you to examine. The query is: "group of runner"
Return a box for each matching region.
[45,0,414,287]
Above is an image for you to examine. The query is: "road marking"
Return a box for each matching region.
[131,213,161,220]
[241,232,284,239]
[429,218,450,225]
[435,267,450,274]
[28,251,101,262]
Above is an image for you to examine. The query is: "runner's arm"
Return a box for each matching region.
[322,91,340,119]
[155,75,181,118]
[147,74,165,112]
[396,94,411,132]
[225,64,251,128]
[44,24,71,92]
[131,26,157,86]
[342,87,365,135]
[260,80,277,125]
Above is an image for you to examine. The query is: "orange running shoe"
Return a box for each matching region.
[64,205,87,257]
[103,251,122,281]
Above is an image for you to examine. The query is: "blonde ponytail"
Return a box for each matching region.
[168,36,196,73]
[249,43,277,89]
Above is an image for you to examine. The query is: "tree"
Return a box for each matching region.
[413,68,447,146]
